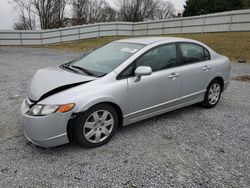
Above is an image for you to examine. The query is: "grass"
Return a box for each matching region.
[46,32,250,63]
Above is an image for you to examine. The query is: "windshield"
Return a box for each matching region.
[71,42,145,75]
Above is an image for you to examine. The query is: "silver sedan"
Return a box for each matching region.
[21,37,230,148]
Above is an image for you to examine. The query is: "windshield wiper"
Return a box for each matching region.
[60,63,78,73]
[71,65,97,77]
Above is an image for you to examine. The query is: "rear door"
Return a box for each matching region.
[177,42,213,103]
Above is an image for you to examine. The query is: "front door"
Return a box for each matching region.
[123,43,181,122]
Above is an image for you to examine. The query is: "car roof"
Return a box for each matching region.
[115,37,197,45]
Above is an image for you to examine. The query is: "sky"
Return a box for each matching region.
[0,0,186,30]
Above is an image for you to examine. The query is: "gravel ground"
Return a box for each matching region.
[0,47,249,188]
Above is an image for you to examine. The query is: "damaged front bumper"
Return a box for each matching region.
[21,98,71,148]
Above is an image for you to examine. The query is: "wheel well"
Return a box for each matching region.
[67,102,124,143]
[211,77,224,91]
[100,102,124,127]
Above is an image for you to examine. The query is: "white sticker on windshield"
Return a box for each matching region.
[120,48,138,53]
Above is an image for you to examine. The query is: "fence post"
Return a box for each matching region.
[202,16,206,33]
[19,32,23,45]
[180,18,183,34]
[116,22,118,36]
[146,22,149,35]
[229,12,233,32]
[162,21,165,35]
[40,31,43,45]
[78,27,81,40]
[60,30,63,43]
[132,22,134,36]
[98,23,101,38]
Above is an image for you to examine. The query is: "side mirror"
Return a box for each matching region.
[134,66,152,81]
[135,66,152,76]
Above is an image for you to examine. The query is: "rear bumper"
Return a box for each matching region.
[21,99,71,148]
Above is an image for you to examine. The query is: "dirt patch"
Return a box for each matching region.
[233,75,250,82]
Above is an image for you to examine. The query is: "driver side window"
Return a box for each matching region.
[120,43,177,78]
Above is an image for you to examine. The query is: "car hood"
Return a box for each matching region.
[27,66,95,101]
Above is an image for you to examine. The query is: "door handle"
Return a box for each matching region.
[169,72,180,79]
[202,65,211,71]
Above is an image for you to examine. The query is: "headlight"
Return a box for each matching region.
[28,103,75,116]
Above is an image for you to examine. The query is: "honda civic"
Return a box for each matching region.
[21,37,230,148]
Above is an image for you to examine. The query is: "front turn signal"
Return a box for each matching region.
[57,103,75,113]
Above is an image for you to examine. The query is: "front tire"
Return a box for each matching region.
[203,80,222,108]
[74,104,118,148]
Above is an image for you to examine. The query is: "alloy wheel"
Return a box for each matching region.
[83,110,114,143]
[208,83,221,105]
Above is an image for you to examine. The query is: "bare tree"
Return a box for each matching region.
[88,0,106,23]
[155,0,175,20]
[99,6,117,22]
[11,0,36,30]
[11,0,176,30]
[11,0,67,29]
[72,0,117,25]
[72,0,89,25]
[32,0,67,29]
[51,0,67,28]
[32,0,52,29]
[119,0,157,22]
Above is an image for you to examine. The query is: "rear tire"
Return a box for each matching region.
[74,104,118,148]
[203,80,222,108]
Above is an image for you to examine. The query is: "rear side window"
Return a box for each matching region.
[180,43,210,65]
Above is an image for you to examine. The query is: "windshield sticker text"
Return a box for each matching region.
[120,48,138,53]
